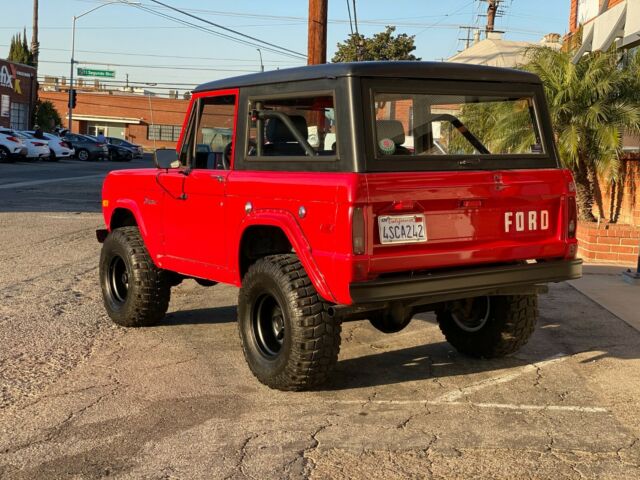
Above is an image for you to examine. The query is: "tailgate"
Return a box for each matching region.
[365,169,571,275]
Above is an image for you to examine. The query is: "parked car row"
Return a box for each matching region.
[0,129,144,163]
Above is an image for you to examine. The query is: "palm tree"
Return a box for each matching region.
[523,46,640,222]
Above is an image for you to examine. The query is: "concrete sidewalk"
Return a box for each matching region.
[568,263,640,332]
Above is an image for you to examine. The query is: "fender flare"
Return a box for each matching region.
[108,199,159,259]
[236,209,337,304]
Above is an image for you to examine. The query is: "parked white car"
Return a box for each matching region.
[0,129,27,162]
[25,131,75,161]
[15,131,51,160]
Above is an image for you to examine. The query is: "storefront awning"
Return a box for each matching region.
[64,114,142,125]
[573,0,640,62]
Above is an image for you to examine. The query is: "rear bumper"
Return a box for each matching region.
[349,259,583,304]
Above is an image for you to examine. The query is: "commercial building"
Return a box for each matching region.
[0,59,37,130]
[570,0,640,56]
[449,32,562,68]
[39,90,189,150]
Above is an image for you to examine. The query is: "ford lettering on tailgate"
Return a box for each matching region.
[505,210,549,233]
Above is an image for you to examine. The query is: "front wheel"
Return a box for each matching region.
[238,254,341,391]
[99,227,170,327]
[437,295,537,358]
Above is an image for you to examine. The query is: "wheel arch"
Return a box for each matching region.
[236,211,337,303]
[106,201,157,259]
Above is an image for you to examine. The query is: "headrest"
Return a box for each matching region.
[266,115,308,143]
[376,120,405,145]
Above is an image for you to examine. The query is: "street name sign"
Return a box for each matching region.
[77,68,116,78]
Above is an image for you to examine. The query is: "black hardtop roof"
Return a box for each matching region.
[194,61,540,92]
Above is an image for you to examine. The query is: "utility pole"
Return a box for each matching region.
[486,0,498,34]
[307,0,328,65]
[31,0,39,68]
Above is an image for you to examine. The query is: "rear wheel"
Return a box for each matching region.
[77,149,89,161]
[0,146,10,163]
[238,254,341,391]
[99,227,170,327]
[437,295,537,358]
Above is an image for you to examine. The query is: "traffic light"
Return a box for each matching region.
[68,89,77,109]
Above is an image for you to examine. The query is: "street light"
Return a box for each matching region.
[68,1,140,131]
[257,48,264,72]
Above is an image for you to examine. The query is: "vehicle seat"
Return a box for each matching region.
[376,119,411,155]
[264,115,309,156]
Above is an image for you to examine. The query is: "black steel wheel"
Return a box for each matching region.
[437,295,537,358]
[238,254,341,391]
[99,226,170,327]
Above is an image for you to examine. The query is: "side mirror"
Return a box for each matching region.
[154,148,180,169]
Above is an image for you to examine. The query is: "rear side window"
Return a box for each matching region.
[372,92,544,158]
[246,95,337,159]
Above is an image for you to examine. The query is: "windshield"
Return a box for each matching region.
[372,91,545,158]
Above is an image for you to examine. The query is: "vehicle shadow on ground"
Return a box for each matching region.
[158,305,238,326]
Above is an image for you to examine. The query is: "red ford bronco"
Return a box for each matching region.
[98,62,582,390]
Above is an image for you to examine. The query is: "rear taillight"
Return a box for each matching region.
[567,196,577,239]
[7,136,20,143]
[59,142,67,148]
[96,143,104,147]
[33,142,46,147]
[352,207,366,255]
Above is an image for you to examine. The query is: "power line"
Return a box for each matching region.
[38,59,258,73]
[346,0,354,35]
[144,0,306,59]
[0,44,303,65]
[123,2,305,60]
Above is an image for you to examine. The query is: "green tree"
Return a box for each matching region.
[33,100,62,131]
[332,26,420,62]
[522,46,640,221]
[7,29,34,66]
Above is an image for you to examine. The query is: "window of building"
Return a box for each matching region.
[148,124,181,142]
[10,102,28,130]
[577,0,599,25]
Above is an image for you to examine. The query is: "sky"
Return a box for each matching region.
[0,0,571,95]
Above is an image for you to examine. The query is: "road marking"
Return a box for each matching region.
[443,401,608,413]
[433,354,569,403]
[0,174,105,190]
[330,353,609,414]
[331,399,608,413]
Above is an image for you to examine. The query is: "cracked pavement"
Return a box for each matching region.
[1,160,640,479]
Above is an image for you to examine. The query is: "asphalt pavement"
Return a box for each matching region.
[1,158,639,479]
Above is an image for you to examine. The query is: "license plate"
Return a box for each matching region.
[378,214,427,244]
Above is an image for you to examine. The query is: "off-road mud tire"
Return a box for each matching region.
[238,254,341,391]
[437,295,537,358]
[99,226,170,327]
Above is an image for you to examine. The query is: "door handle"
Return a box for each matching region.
[211,174,225,183]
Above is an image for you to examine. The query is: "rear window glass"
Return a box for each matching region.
[372,92,544,158]
[247,95,336,158]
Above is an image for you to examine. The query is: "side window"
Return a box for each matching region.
[247,95,336,158]
[194,95,236,170]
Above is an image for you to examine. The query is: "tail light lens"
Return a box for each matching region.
[352,207,366,255]
[7,136,20,143]
[567,196,577,239]
[96,143,104,147]
[33,142,46,147]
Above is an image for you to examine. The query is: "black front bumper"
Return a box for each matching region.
[350,259,583,304]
